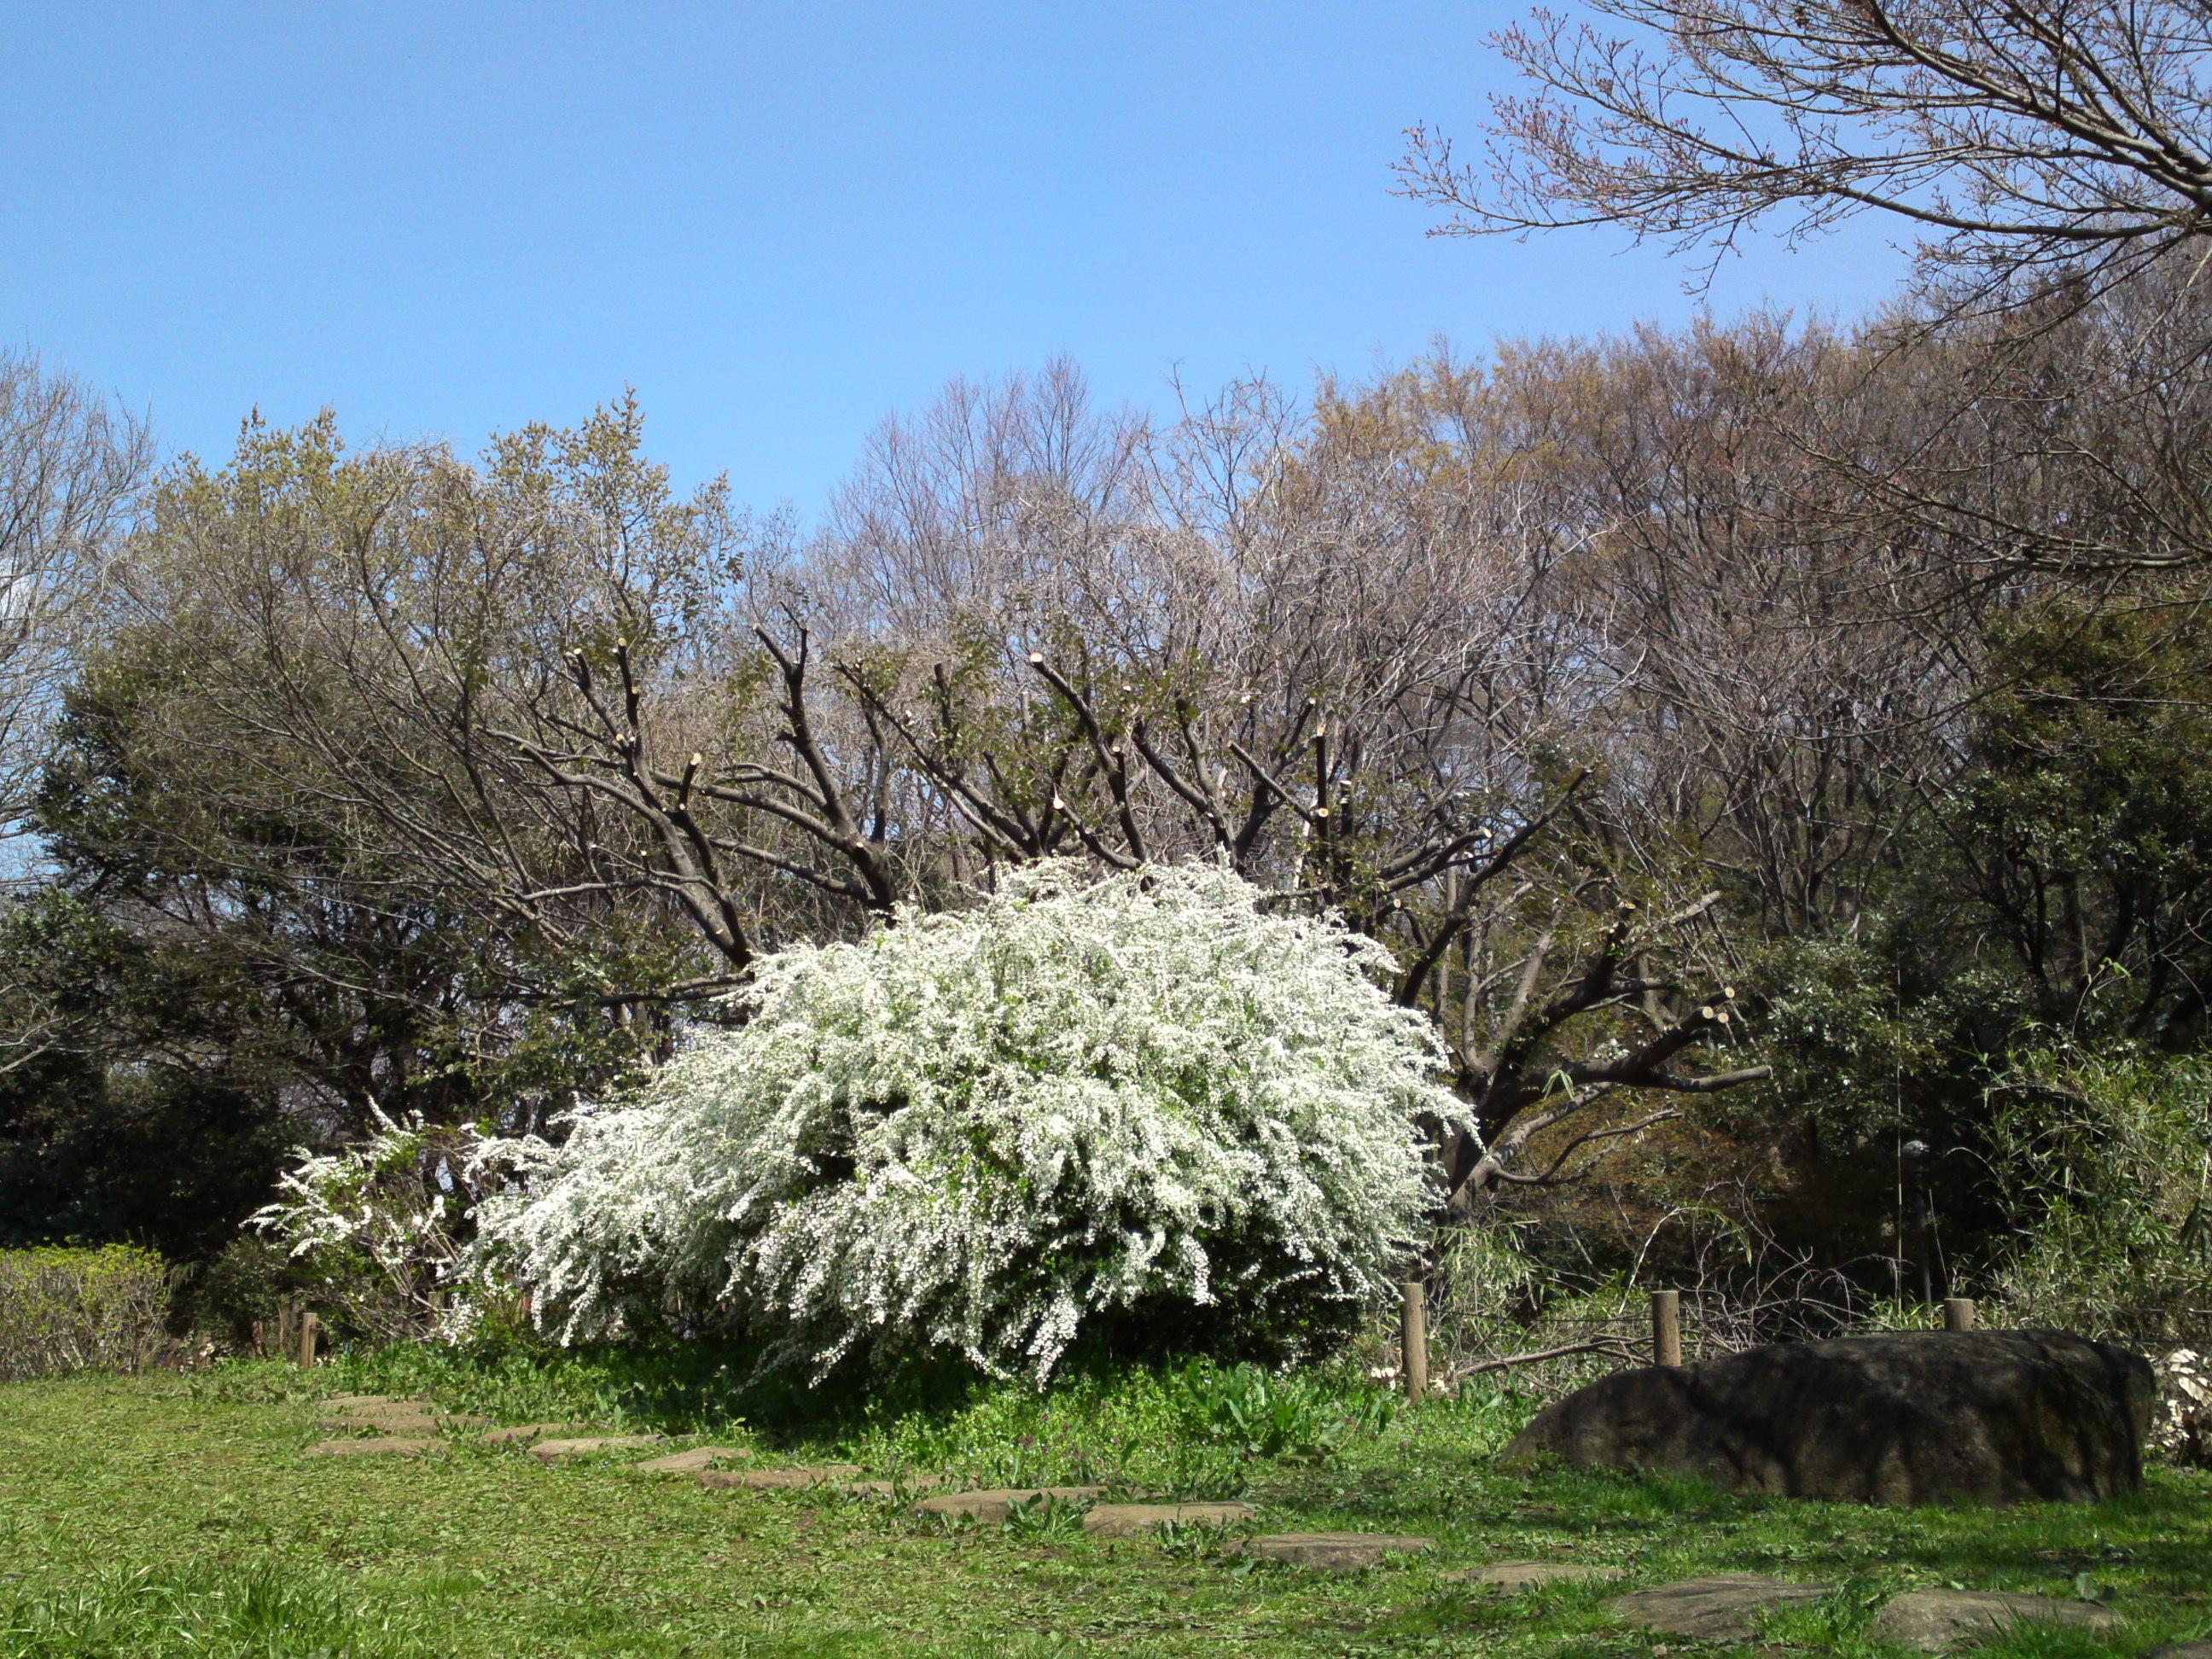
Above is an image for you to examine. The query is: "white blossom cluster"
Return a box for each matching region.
[2152,1348,2211,1468]
[250,1109,495,1339]
[471,862,1464,1380]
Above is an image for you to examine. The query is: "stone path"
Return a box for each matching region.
[1083,1502,1253,1537]
[301,1436,449,1457]
[633,1447,744,1475]
[305,1398,675,1464]
[1871,1588,2122,1650]
[701,1464,862,1491]
[477,1423,591,1447]
[1237,1534,1433,1571]
[914,1486,1105,1522]
[303,1394,463,1458]
[320,1412,487,1435]
[1604,1573,1831,1641]
[1441,1561,1623,1593]
[527,1435,665,1463]
[1604,1573,2128,1649]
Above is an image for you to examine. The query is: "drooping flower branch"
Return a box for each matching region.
[467,861,1465,1381]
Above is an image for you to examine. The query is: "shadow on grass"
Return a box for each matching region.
[297,1336,1415,1496]
[315,1331,1002,1446]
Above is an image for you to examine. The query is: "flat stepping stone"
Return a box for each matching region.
[632,1447,745,1475]
[318,1414,486,1435]
[1605,1574,1832,1643]
[1237,1533,1434,1571]
[302,1438,448,1458]
[318,1403,441,1421]
[316,1394,427,1412]
[701,1464,861,1491]
[1084,1502,1254,1536]
[527,1435,664,1463]
[1871,1588,2122,1650]
[2150,1644,2212,1659]
[1441,1560,1625,1593]
[477,1423,593,1447]
[913,1487,1105,1522]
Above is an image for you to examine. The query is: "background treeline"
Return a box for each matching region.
[4,262,2210,1342]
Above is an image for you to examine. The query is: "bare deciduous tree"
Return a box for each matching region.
[798,363,1774,1214]
[1398,0,2212,299]
[0,348,153,844]
[75,367,1782,1202]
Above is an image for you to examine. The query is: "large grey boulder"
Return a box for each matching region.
[1501,1329,2152,1505]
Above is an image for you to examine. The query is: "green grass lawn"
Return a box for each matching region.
[3,1355,2208,1658]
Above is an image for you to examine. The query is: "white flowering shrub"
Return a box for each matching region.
[472,862,1464,1381]
[253,1111,507,1341]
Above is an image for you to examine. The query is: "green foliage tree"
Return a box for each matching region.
[1707,595,2212,1268]
[0,403,728,1257]
[1951,598,2212,1046]
[1988,1046,2212,1338]
[0,891,297,1259]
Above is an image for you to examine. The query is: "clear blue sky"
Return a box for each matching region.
[4,2,1909,520]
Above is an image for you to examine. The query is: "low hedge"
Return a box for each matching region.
[0,1244,170,1382]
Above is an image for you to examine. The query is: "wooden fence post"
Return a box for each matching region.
[1401,1280,1428,1403]
[1651,1289,1683,1367]
[297,1311,319,1370]
[1942,1297,1976,1332]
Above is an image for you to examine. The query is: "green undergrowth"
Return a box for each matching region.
[3,1357,2209,1657]
[291,1339,1430,1494]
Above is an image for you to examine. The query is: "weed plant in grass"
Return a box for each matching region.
[5,1356,2211,1657]
[1165,1359,1400,1464]
[1,1559,439,1659]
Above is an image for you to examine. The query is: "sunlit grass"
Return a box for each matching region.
[3,1357,2209,1656]
[1,1558,439,1659]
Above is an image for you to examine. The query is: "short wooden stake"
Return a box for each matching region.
[1942,1297,1976,1332]
[1401,1280,1428,1403]
[1651,1289,1683,1368]
[275,1301,294,1359]
[297,1311,319,1370]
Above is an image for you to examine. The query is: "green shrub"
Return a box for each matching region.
[0,1243,170,1381]
[176,1235,311,1348]
[1987,1047,2212,1339]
